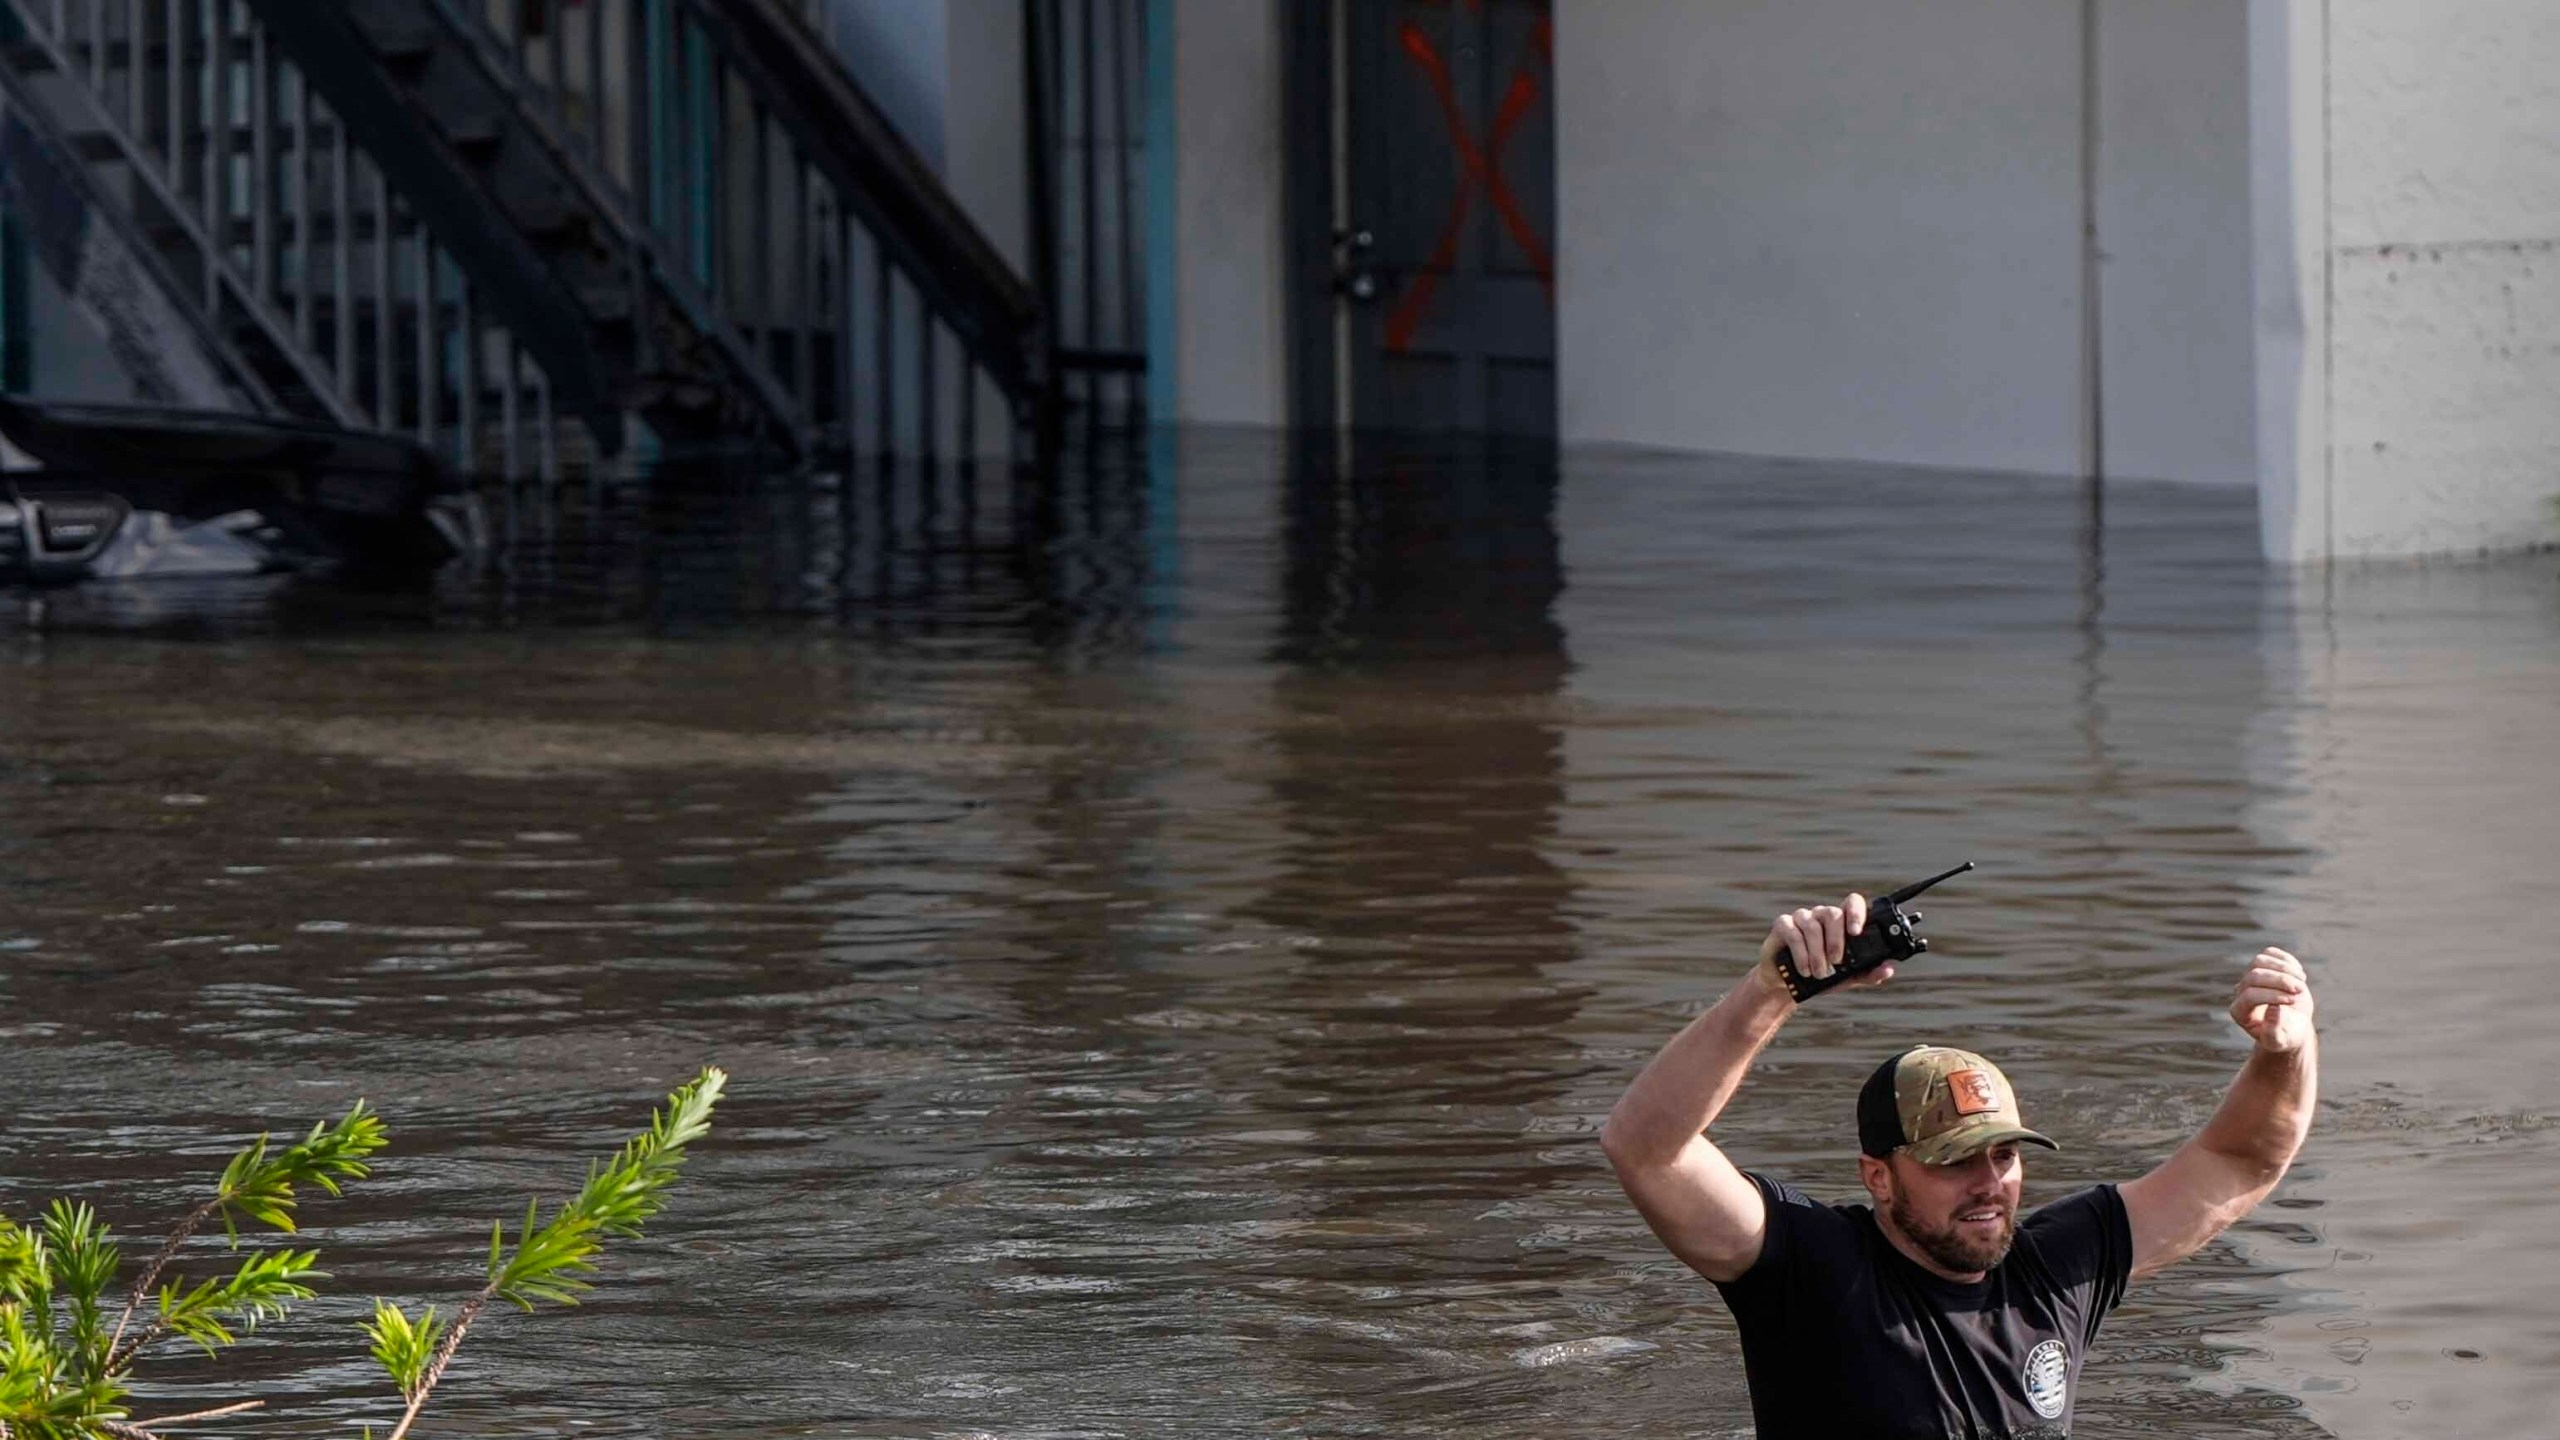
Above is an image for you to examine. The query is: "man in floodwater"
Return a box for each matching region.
[1600,892,2318,1437]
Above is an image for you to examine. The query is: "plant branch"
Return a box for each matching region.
[105,1300,183,1376]
[105,1198,222,1364]
[129,1399,266,1428]
[105,1104,382,1374]
[381,1290,490,1440]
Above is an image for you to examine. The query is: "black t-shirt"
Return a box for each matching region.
[1711,1172,2133,1439]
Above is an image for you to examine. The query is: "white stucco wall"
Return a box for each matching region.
[942,0,1029,275]
[1093,0,2560,556]
[2258,0,2560,560]
[826,0,949,168]
[1557,0,2082,476]
[1555,0,2257,486]
[1170,0,1286,426]
[942,0,1027,458]
[2096,0,2257,487]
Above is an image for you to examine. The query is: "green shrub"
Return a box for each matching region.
[0,1067,724,1440]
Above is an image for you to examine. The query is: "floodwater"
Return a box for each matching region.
[3,429,2556,1439]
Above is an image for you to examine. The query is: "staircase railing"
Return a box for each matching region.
[1027,0,1149,429]
[0,0,584,477]
[455,0,1048,462]
[0,0,1050,476]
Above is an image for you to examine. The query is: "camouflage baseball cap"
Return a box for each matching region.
[1856,1045,2059,1165]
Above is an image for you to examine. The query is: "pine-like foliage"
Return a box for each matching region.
[361,1067,726,1440]
[0,1068,723,1439]
[362,1299,446,1403]
[153,1248,325,1355]
[488,1065,725,1309]
[0,1102,381,1438]
[209,1104,388,1238]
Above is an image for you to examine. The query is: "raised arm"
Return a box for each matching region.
[1600,894,1887,1282]
[2118,947,2319,1282]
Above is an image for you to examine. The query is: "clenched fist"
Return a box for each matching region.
[2231,947,2316,1054]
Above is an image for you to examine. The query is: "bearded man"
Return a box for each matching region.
[1600,892,2318,1438]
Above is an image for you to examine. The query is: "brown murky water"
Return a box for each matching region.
[3,430,2555,1438]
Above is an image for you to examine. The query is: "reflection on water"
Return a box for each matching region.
[3,429,2556,1438]
[1242,440,1591,1430]
[2236,561,2560,1436]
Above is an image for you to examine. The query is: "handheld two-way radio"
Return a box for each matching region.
[1770,861,1975,1004]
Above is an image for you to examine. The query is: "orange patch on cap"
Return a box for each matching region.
[1947,1069,2000,1116]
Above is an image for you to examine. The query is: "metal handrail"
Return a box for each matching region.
[3,0,1054,469]
[239,0,616,444]
[0,0,583,477]
[0,0,351,421]
[407,0,806,445]
[700,0,1043,398]
[1026,0,1147,428]
[466,0,1052,458]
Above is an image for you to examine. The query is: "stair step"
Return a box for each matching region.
[128,195,617,266]
[63,129,124,163]
[7,0,909,457]
[344,0,440,64]
[63,120,351,168]
[285,298,609,359]
[570,282,636,323]
[441,108,506,151]
[37,32,261,66]
[139,208,392,250]
[128,206,644,330]
[11,34,263,75]
[491,183,578,236]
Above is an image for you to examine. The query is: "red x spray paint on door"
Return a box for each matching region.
[1340,0,1557,437]
[1382,16,1554,355]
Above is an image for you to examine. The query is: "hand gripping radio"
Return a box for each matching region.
[1771,861,1975,1004]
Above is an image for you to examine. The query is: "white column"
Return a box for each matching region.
[1171,0,1286,427]
[2248,0,2330,562]
[2253,0,2560,562]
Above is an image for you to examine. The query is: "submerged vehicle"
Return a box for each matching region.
[0,399,480,585]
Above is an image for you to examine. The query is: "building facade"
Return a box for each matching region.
[1161,0,2560,563]
[5,1,2554,562]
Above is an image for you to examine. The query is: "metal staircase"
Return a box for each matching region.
[0,0,1047,477]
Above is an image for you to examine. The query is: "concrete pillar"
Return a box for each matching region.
[2253,0,2560,562]
[1171,0,1286,427]
[2248,0,2329,562]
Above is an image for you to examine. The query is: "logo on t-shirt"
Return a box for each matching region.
[1948,1069,2001,1116]
[2022,1338,2070,1419]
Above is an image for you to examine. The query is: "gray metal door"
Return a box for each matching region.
[1341,0,1555,438]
